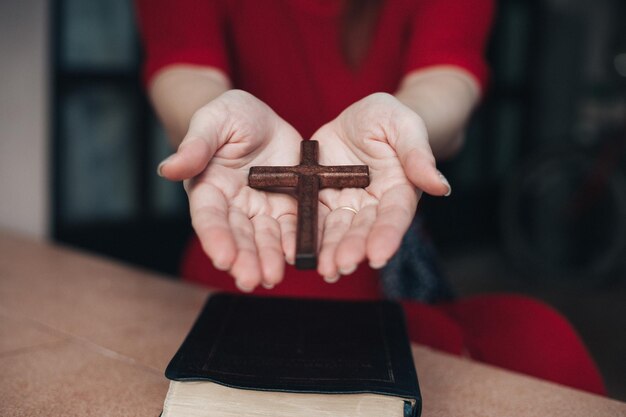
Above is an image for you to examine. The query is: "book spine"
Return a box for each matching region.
[404,400,421,417]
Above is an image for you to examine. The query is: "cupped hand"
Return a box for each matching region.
[158,90,302,291]
[311,93,451,281]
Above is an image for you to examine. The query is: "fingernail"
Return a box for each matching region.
[338,264,357,275]
[438,171,452,197]
[212,259,229,271]
[261,282,275,289]
[157,155,174,177]
[235,279,254,293]
[324,274,340,284]
[369,260,387,269]
[286,257,295,266]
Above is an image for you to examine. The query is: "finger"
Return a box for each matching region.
[252,215,285,287]
[317,208,355,281]
[228,209,262,292]
[335,205,377,274]
[391,115,451,197]
[366,184,419,267]
[277,213,297,266]
[316,202,327,259]
[189,182,237,271]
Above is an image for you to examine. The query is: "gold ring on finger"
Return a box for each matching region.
[337,206,358,215]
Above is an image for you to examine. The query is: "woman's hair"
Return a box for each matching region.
[340,0,383,68]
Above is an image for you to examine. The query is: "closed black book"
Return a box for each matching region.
[163,293,421,417]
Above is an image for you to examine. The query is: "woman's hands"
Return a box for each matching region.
[158,90,454,291]
[311,93,451,281]
[158,90,302,291]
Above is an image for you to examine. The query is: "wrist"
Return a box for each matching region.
[395,66,480,159]
[149,65,231,147]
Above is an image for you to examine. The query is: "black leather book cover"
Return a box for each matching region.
[166,293,421,417]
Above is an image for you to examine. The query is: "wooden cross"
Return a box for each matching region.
[248,140,369,270]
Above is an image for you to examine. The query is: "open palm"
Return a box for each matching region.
[312,93,451,280]
[159,90,302,290]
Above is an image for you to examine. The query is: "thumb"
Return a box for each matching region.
[157,108,225,181]
[393,117,452,197]
[157,136,216,181]
[400,148,452,197]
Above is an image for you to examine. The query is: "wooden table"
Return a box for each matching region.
[0,232,624,416]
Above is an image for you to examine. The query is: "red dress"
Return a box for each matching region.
[136,0,606,395]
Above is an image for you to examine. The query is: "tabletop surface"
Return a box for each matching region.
[0,232,624,417]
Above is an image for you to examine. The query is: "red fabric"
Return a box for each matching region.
[137,0,605,396]
[135,0,493,137]
[435,295,607,396]
[181,235,382,300]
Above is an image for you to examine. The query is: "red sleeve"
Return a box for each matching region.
[134,0,230,85]
[404,0,495,91]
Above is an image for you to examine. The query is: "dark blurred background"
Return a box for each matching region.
[3,0,625,400]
